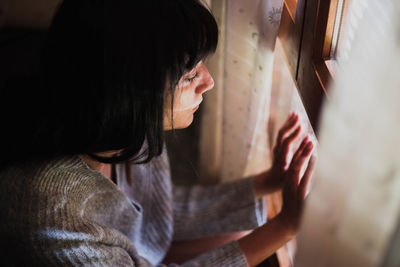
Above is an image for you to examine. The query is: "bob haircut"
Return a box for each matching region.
[1,0,218,166]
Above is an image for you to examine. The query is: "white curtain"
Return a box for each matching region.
[200,0,284,184]
[295,0,400,266]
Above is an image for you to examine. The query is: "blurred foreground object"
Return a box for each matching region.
[295,0,400,266]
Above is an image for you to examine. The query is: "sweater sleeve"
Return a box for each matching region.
[136,241,248,267]
[25,176,255,266]
[28,228,248,267]
[31,163,249,267]
[9,179,249,267]
[172,177,267,240]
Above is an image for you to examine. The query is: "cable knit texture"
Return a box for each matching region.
[0,149,266,266]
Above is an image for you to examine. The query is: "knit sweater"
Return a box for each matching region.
[0,149,266,266]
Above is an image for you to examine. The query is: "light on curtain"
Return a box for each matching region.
[200,0,284,184]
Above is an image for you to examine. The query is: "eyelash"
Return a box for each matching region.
[186,72,198,82]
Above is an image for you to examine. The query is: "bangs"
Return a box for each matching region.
[163,0,219,87]
[181,1,219,69]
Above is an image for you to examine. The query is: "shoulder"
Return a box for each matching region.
[0,156,124,207]
[1,155,139,220]
[0,157,138,243]
[0,157,140,265]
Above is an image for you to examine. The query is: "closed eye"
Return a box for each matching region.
[186,72,198,82]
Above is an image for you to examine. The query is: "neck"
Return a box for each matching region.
[80,153,114,180]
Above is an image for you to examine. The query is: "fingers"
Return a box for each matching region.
[277,125,302,168]
[290,140,314,176]
[281,125,301,156]
[274,113,302,170]
[292,137,310,163]
[276,113,300,147]
[298,155,317,201]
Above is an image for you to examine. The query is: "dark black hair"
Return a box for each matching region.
[0,0,218,166]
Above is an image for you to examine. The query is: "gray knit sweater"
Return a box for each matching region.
[0,149,266,266]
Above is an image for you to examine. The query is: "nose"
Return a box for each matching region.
[196,63,214,95]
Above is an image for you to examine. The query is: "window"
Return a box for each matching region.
[274,1,358,266]
[278,0,355,131]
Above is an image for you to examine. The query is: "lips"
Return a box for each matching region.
[191,98,203,109]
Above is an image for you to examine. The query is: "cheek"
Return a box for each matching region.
[174,84,198,111]
[164,87,196,130]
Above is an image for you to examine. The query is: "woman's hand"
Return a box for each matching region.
[254,112,307,197]
[241,113,316,266]
[278,138,316,236]
[240,130,316,267]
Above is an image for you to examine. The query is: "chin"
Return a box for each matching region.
[164,111,195,130]
[176,114,194,129]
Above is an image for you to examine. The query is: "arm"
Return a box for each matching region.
[24,179,250,267]
[167,130,315,267]
[240,136,316,267]
[173,177,266,240]
[173,113,308,240]
[164,231,251,264]
[238,215,294,266]
[27,225,249,267]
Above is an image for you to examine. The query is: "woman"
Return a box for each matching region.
[0,0,315,266]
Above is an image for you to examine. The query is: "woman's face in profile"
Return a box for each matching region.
[164,61,214,130]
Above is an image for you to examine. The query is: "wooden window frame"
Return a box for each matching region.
[278,0,345,132]
[274,1,346,264]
